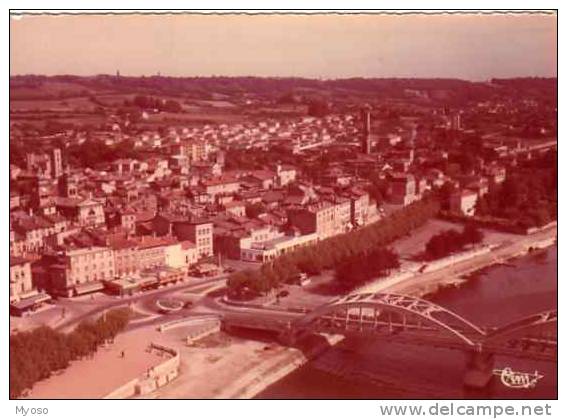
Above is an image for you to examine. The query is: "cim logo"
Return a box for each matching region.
[493,367,544,389]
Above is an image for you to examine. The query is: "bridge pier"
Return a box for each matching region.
[463,350,494,389]
[278,330,297,347]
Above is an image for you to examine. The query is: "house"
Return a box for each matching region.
[287,199,351,240]
[164,240,198,269]
[10,214,58,254]
[388,173,418,206]
[48,246,115,297]
[152,214,214,258]
[202,176,240,198]
[484,164,507,186]
[10,256,51,315]
[10,256,35,303]
[450,189,478,217]
[223,201,246,217]
[56,197,106,227]
[214,217,283,260]
[464,177,489,197]
[276,164,297,186]
[243,170,276,190]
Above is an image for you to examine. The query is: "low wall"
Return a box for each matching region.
[524,237,556,252]
[103,342,180,399]
[221,296,308,314]
[102,377,140,400]
[352,246,491,295]
[420,246,491,273]
[186,321,221,345]
[525,221,557,235]
[221,295,276,308]
[353,270,414,294]
[158,314,221,332]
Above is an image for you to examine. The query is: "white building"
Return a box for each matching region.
[450,189,478,217]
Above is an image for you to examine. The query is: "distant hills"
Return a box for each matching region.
[10,75,557,106]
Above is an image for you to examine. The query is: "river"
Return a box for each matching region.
[256,245,557,399]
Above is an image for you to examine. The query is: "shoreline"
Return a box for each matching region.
[233,226,557,399]
[216,334,344,399]
[394,228,556,298]
[144,225,557,399]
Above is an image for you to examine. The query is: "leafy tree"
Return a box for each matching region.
[227,198,441,296]
[10,308,130,398]
[461,224,484,245]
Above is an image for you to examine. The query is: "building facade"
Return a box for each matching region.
[49,246,115,296]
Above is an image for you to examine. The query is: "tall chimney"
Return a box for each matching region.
[360,107,371,154]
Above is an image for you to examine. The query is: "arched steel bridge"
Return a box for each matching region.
[287,292,557,362]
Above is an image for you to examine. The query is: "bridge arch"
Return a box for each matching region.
[294,292,486,347]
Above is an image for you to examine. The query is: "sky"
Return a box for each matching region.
[9,12,557,80]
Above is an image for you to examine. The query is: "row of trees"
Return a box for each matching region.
[335,247,400,289]
[425,224,484,260]
[227,198,440,298]
[10,308,130,399]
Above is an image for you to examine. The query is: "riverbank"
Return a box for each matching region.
[237,225,556,398]
[256,242,557,399]
[215,334,344,399]
[150,224,557,399]
[391,224,556,298]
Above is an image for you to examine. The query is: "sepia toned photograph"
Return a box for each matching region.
[8,9,557,405]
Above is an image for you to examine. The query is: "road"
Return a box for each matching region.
[51,276,228,332]
[17,223,556,336]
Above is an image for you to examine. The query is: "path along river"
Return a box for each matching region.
[256,245,557,399]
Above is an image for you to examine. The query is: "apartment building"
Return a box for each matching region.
[240,232,319,263]
[49,246,115,297]
[287,199,351,241]
[10,257,35,303]
[202,176,240,198]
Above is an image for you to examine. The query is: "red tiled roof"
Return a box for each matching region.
[202,176,239,187]
[135,235,177,249]
[181,240,196,250]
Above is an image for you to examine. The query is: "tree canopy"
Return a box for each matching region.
[10,308,130,398]
[227,198,441,298]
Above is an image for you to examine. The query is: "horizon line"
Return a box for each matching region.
[9,73,558,82]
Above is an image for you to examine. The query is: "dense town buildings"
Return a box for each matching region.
[9,81,557,315]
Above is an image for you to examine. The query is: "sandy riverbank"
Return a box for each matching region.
[53,224,554,399]
[23,329,167,399]
[142,328,344,399]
